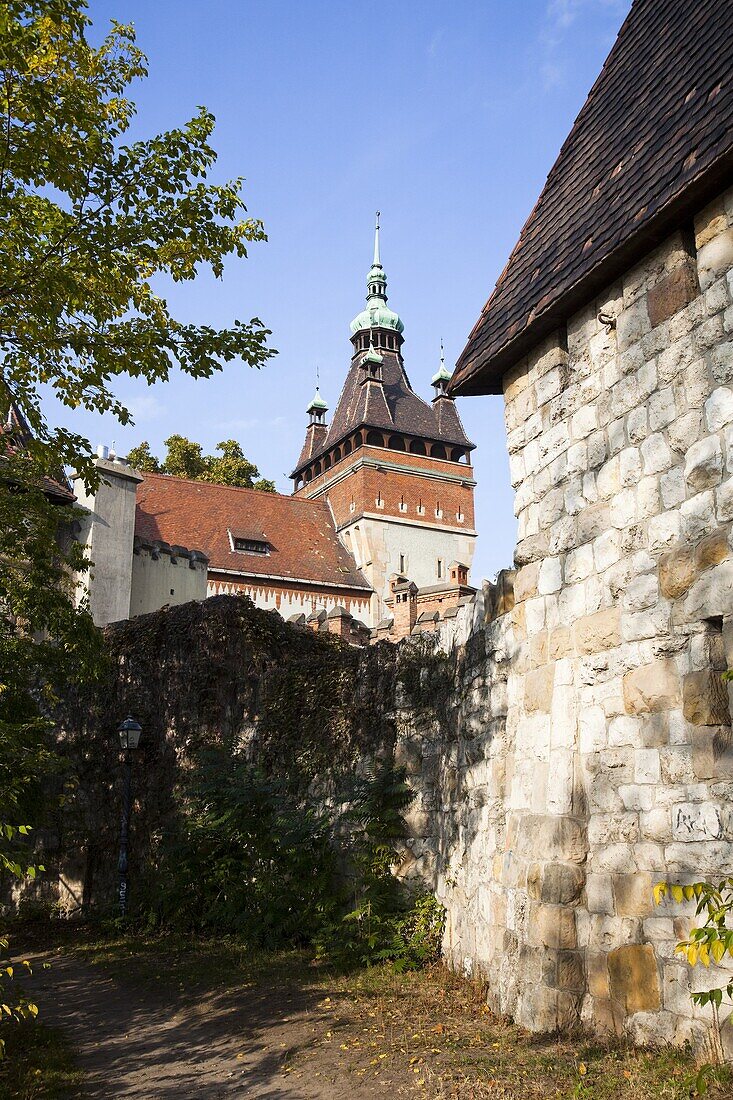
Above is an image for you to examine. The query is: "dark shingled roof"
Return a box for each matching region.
[135,472,372,591]
[294,349,473,474]
[452,0,733,396]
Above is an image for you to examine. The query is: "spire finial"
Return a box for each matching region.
[431,339,452,393]
[373,211,381,266]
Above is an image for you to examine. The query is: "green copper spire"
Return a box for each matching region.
[432,340,453,394]
[306,377,328,425]
[350,212,404,337]
[306,386,328,413]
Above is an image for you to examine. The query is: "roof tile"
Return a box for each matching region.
[135,473,372,591]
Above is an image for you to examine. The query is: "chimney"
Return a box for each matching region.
[390,575,418,640]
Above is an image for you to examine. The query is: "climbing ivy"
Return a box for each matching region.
[50,595,455,921]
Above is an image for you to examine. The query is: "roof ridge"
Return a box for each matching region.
[140,470,328,507]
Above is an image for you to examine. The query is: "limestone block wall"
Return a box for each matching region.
[395,187,733,1050]
[459,187,733,1046]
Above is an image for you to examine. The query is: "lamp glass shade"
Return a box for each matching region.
[118,716,142,751]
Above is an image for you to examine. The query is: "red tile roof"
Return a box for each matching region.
[135,472,372,591]
[452,0,733,396]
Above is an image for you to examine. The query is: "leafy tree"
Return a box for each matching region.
[124,441,160,473]
[127,435,276,491]
[202,439,276,493]
[160,434,207,481]
[1,0,274,489]
[0,0,274,1016]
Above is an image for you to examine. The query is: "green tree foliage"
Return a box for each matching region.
[127,435,276,491]
[124,441,160,473]
[0,1,274,486]
[150,751,339,943]
[655,877,733,1076]
[0,0,272,770]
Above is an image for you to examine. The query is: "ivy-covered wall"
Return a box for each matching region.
[52,594,460,912]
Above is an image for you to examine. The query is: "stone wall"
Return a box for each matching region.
[432,185,733,1048]
[129,538,208,618]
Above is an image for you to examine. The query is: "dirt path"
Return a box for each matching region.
[22,950,399,1099]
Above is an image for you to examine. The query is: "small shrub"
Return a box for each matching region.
[143,752,443,972]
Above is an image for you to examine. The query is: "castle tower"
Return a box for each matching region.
[291,216,477,624]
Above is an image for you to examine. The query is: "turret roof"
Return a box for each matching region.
[292,348,473,475]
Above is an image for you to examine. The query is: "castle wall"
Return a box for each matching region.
[130,545,208,618]
[207,573,372,624]
[405,186,733,1047]
[340,513,476,621]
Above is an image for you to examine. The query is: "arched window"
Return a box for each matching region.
[451,448,465,463]
[333,446,342,463]
[343,439,352,455]
[324,454,332,470]
[354,431,363,448]
[409,439,427,456]
[366,430,383,447]
[313,460,321,477]
[388,435,406,451]
[430,443,447,460]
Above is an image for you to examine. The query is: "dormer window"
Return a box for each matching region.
[231,535,270,555]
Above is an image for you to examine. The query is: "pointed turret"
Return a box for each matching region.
[297,381,329,468]
[431,340,453,398]
[431,341,473,447]
[306,386,328,423]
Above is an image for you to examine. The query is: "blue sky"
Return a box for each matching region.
[51,0,631,583]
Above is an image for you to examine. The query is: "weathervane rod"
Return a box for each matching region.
[374,210,381,266]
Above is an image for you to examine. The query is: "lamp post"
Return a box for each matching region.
[117,715,142,918]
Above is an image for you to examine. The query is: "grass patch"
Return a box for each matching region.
[0,1022,83,1100]
[62,929,729,1099]
[73,929,314,1001]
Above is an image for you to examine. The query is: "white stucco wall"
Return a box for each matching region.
[130,548,208,618]
[73,458,143,627]
[340,514,477,621]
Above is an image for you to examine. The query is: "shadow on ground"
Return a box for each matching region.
[20,949,360,1098]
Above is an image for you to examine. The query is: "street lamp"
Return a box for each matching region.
[117,715,142,917]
